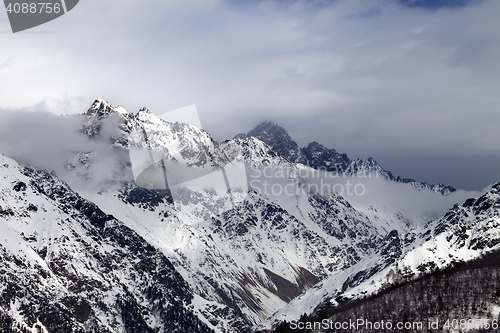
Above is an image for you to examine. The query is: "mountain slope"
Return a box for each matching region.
[272,251,500,333]
[0,99,488,333]
[79,101,487,326]
[258,183,500,331]
[74,101,390,327]
[0,154,213,333]
[74,100,481,331]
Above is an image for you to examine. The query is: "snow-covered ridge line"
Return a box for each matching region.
[244,121,456,195]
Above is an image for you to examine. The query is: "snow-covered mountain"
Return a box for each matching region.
[243,121,456,195]
[0,154,213,333]
[257,183,500,331]
[0,99,493,333]
[75,100,385,330]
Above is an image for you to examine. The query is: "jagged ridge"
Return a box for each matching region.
[245,121,455,195]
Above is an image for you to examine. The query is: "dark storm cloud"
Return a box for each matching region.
[0,0,498,190]
[398,0,471,9]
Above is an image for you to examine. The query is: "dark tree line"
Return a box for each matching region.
[271,251,500,333]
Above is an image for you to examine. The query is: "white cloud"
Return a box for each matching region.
[0,0,498,189]
[0,110,131,190]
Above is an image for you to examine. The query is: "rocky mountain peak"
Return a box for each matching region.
[247,121,300,161]
[300,141,351,172]
[82,99,127,137]
[137,106,153,114]
[86,98,115,117]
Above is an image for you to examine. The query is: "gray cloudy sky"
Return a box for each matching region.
[0,0,499,190]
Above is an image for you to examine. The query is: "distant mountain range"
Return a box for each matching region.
[241,121,456,195]
[0,99,497,333]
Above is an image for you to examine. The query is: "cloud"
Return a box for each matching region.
[0,109,131,190]
[0,110,85,170]
[0,0,498,189]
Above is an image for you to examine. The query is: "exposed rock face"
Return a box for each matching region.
[247,121,300,162]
